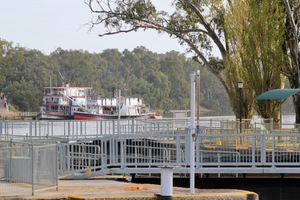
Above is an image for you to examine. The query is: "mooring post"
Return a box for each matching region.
[159,166,173,200]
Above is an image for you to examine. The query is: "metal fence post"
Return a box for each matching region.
[9,138,12,183]
[261,134,266,164]
[56,142,59,191]
[31,142,34,196]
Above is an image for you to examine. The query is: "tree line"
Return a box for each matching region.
[0,39,233,116]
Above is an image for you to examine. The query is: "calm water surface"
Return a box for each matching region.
[0,115,296,136]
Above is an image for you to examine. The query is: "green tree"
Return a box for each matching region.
[84,0,234,110]
[281,0,300,122]
[0,40,15,87]
[86,0,288,117]
[0,40,56,111]
[99,49,124,96]
[51,49,100,87]
[224,0,286,122]
[0,38,236,115]
[160,51,190,109]
[120,49,143,95]
[4,81,41,111]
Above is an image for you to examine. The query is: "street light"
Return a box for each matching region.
[237,80,244,133]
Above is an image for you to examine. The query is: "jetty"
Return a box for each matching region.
[1,117,296,199]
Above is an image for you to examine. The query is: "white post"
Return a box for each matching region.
[160,166,173,198]
[189,72,196,194]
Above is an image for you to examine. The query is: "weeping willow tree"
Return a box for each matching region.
[224,0,286,122]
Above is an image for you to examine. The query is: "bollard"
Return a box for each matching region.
[159,166,173,200]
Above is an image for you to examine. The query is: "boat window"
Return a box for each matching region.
[78,89,85,96]
[45,88,51,95]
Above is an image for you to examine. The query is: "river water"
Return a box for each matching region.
[0,115,297,137]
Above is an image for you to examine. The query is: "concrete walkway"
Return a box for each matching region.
[2,178,258,200]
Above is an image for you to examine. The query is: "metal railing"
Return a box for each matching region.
[0,140,58,196]
[57,131,300,179]
[0,116,298,136]
[2,118,300,181]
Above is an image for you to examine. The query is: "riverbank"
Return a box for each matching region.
[0,98,38,120]
[4,177,258,200]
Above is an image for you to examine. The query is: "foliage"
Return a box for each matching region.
[1,0,298,122]
[0,39,232,115]
[0,40,56,111]
[83,0,293,121]
[4,81,41,111]
[224,0,286,122]
[281,0,300,122]
[84,0,229,94]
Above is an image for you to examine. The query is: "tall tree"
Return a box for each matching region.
[120,49,143,95]
[0,39,57,111]
[281,0,300,122]
[84,0,238,111]
[50,49,100,87]
[224,0,286,122]
[84,0,288,120]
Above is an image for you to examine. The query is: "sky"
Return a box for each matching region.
[0,0,190,55]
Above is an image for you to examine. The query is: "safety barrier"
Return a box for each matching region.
[0,140,58,196]
[58,131,300,179]
[2,118,300,181]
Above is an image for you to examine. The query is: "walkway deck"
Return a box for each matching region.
[4,118,299,198]
[0,177,258,200]
[1,118,300,180]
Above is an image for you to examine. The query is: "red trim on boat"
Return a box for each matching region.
[74,115,104,120]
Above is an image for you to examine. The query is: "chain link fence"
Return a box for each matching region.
[0,139,58,196]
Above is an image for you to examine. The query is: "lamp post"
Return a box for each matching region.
[237,80,244,133]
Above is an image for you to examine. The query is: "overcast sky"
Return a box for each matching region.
[0,0,190,55]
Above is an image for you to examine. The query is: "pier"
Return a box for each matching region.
[0,117,299,198]
[1,118,300,176]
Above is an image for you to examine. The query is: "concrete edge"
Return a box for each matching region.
[67,190,259,200]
